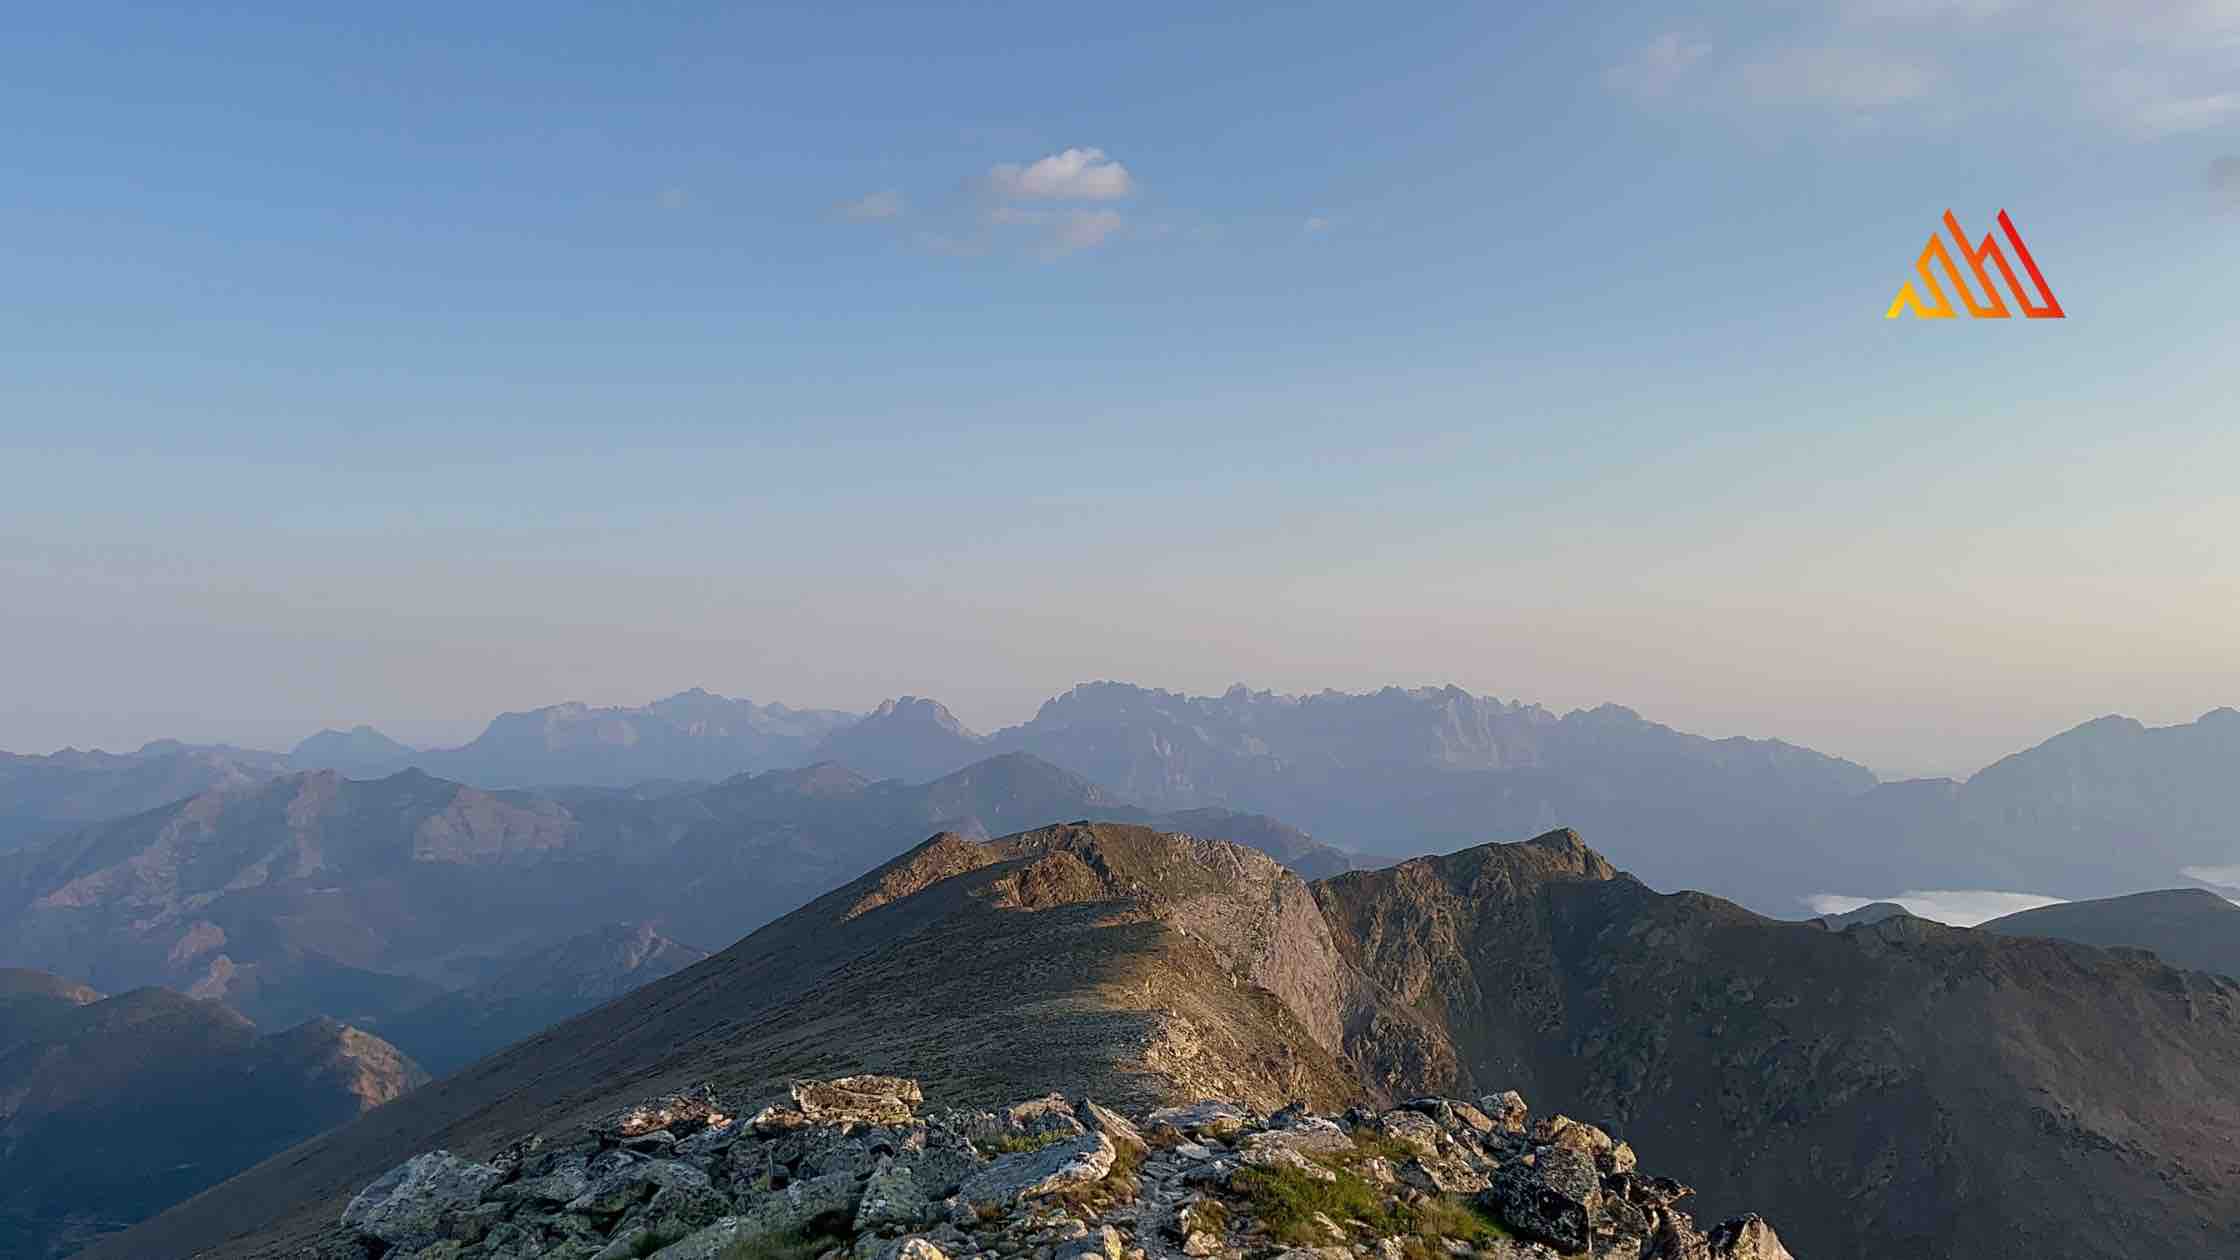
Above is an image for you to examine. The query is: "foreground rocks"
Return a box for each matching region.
[330,1077,1793,1260]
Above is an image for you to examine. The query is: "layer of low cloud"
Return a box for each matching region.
[1806,889,2067,926]
[986,147,1134,201]
[2181,864,2240,890]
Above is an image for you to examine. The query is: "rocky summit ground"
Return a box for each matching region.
[319,1074,1792,1260]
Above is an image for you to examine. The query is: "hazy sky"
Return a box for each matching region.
[5,1,2236,777]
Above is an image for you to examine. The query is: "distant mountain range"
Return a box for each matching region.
[0,740,289,854]
[8,683,2240,913]
[99,824,2240,1260]
[0,970,422,1259]
[0,751,1350,1040]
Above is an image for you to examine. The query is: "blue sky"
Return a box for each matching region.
[4,1,2236,775]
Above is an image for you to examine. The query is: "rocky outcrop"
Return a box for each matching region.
[322,1077,1789,1260]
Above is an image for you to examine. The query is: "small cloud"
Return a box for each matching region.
[657,186,692,211]
[1301,214,1334,236]
[1842,0,2018,18]
[981,205,1127,258]
[1605,33,1713,98]
[1805,889,2067,927]
[1742,45,1937,109]
[987,147,1134,201]
[832,190,907,221]
[2213,157,2240,210]
[2109,83,2240,135]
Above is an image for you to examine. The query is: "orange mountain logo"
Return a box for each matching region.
[1886,210,2065,319]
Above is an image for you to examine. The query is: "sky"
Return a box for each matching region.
[4,0,2237,777]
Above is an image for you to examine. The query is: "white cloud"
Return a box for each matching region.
[1301,215,1333,235]
[1806,889,2067,927]
[1741,45,1938,109]
[986,148,1134,201]
[1046,208,1125,256]
[1605,33,1714,97]
[832,190,907,221]
[979,205,1127,258]
[657,186,691,211]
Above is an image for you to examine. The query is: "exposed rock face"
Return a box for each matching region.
[340,1152,506,1250]
[323,1078,1786,1260]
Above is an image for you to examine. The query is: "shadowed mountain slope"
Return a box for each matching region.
[375,921,710,1077]
[1979,887,2240,979]
[1314,839,2240,1260]
[93,825,2240,1260]
[0,976,424,1259]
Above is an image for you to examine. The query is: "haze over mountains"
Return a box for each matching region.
[0,751,1348,1039]
[13,681,2239,914]
[94,825,2240,1260]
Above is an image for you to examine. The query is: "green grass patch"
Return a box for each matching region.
[1409,1195,1509,1245]
[1229,1160,1508,1251]
[974,1129,1076,1156]
[720,1211,853,1260]
[1332,1130,1428,1168]
[1181,1199,1230,1236]
[1231,1163,1394,1247]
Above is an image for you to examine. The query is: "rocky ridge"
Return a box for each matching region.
[326,1075,1791,1260]
[87,823,2240,1260]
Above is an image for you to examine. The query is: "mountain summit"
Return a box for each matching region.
[812,697,990,783]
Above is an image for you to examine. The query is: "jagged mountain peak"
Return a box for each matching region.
[867,694,977,732]
[812,695,989,783]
